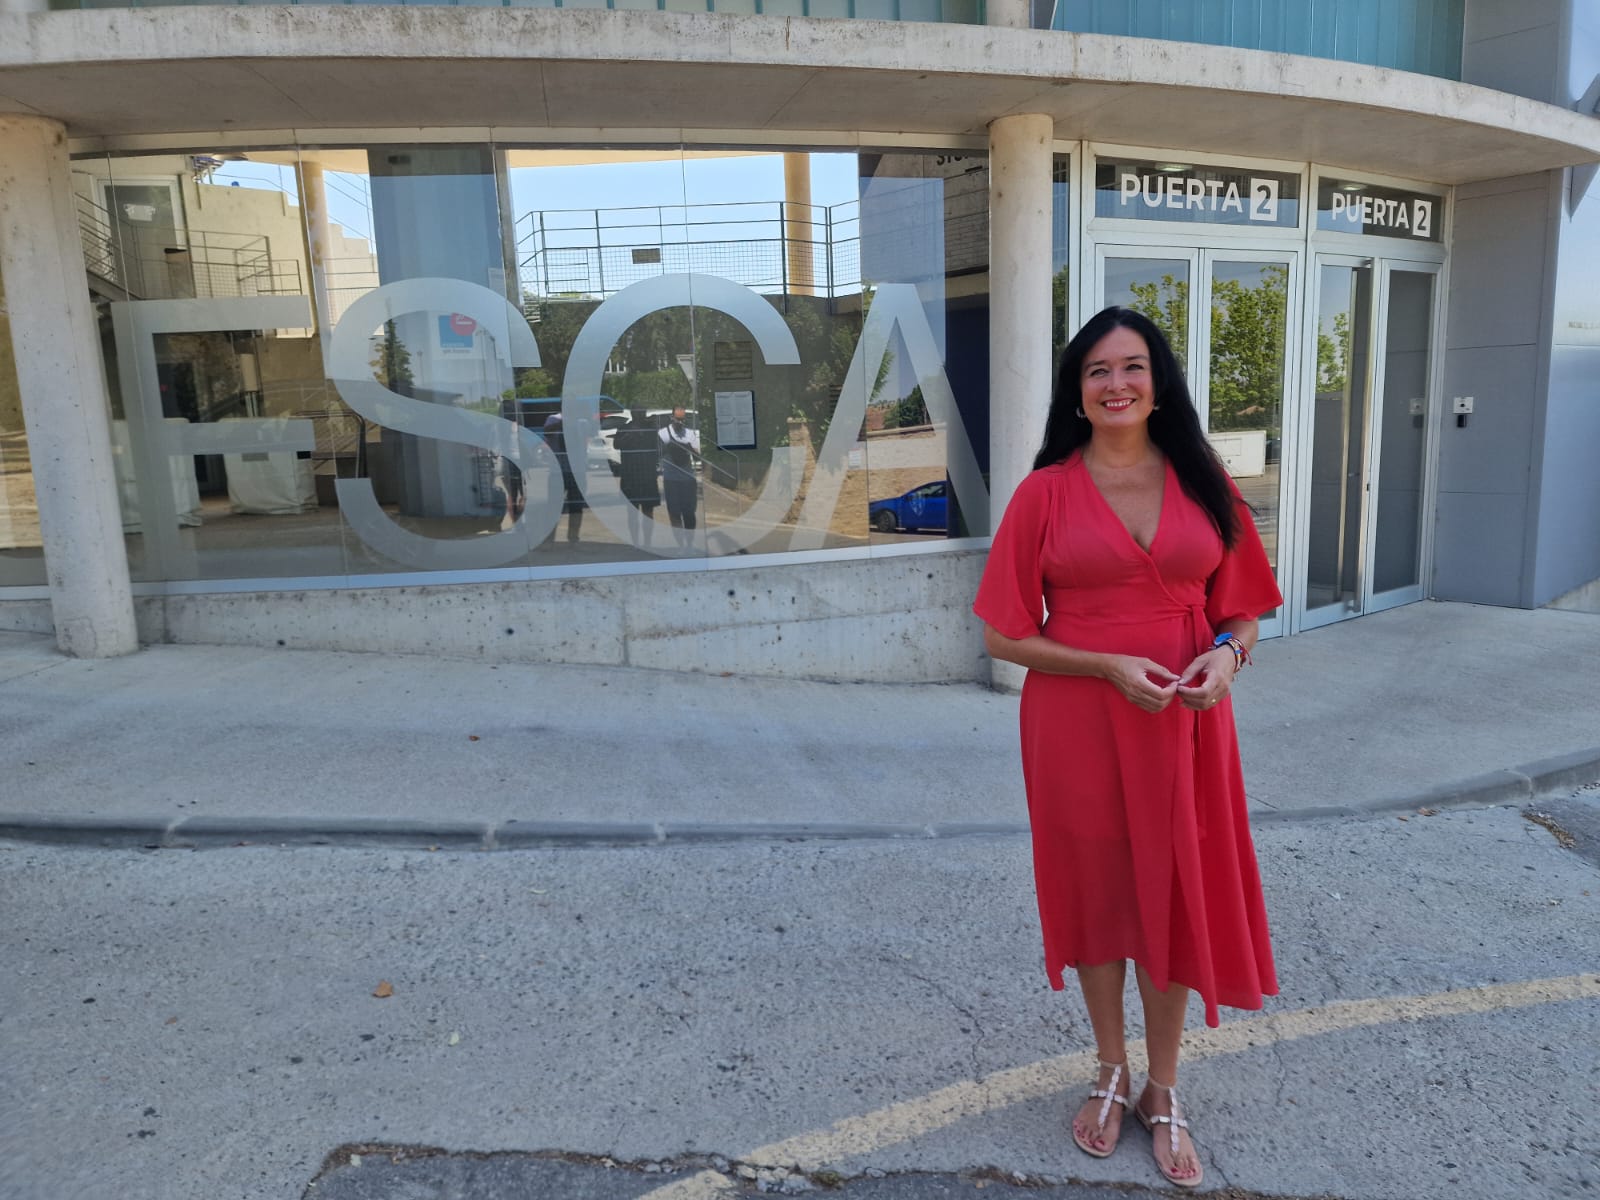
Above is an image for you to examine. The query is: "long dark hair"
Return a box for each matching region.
[1034,306,1240,548]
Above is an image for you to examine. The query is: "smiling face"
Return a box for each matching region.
[1079,325,1156,433]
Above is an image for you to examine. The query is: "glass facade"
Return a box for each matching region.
[1103,256,1191,373]
[1305,260,1373,615]
[73,144,992,587]
[0,136,1449,643]
[1206,257,1287,578]
[1050,155,1071,361]
[1371,268,1434,596]
[1054,0,1464,80]
[0,272,46,588]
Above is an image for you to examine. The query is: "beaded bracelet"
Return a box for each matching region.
[1212,633,1252,672]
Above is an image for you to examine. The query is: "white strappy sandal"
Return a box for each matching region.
[1135,1077,1204,1189]
[1071,1057,1130,1158]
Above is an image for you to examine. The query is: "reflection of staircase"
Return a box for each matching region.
[75,192,302,303]
[76,194,131,302]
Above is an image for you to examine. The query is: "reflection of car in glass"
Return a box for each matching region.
[504,395,623,473]
[869,480,948,534]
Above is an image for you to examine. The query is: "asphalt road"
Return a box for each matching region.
[3,795,1598,1200]
[305,1152,1312,1198]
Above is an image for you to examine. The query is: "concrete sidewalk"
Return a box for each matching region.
[2,600,1598,847]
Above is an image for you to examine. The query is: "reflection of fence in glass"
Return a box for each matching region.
[77,192,302,302]
[516,199,860,302]
[321,258,384,326]
[860,175,986,281]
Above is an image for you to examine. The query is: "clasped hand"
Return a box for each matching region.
[1102,648,1237,713]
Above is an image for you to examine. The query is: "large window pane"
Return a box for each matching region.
[1208,259,1288,588]
[1104,256,1189,374]
[1305,262,1373,614]
[1051,155,1071,362]
[0,274,46,588]
[855,151,989,549]
[78,150,350,583]
[1372,269,1434,594]
[78,142,990,584]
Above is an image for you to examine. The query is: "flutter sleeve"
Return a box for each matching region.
[1205,479,1284,630]
[973,469,1053,640]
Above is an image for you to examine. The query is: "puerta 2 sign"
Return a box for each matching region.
[1317,179,1441,241]
[1097,160,1302,228]
[109,274,989,577]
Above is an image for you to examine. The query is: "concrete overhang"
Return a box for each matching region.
[1,7,1597,184]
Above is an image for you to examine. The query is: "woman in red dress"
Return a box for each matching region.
[974,307,1281,1189]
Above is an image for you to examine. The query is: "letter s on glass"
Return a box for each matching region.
[327,278,558,569]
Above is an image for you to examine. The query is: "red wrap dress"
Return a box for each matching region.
[974,451,1282,1027]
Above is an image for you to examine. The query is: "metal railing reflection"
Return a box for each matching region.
[515,199,860,302]
[76,192,303,303]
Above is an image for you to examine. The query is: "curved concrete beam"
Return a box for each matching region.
[1,8,1596,183]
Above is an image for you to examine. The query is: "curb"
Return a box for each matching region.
[3,747,1598,851]
[0,814,1030,851]
[1249,747,1600,823]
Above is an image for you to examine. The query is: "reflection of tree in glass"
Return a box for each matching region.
[370,320,413,391]
[1208,264,1287,432]
[785,289,884,447]
[515,299,694,409]
[881,386,927,429]
[1052,266,1072,360]
[1126,274,1189,375]
[509,293,887,454]
[1316,311,1351,396]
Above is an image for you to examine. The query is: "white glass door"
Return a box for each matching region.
[1297,255,1439,631]
[1096,245,1297,637]
[1096,247,1200,374]
[1299,255,1376,629]
[1198,251,1295,636]
[1367,262,1439,613]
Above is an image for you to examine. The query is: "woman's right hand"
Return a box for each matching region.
[1099,655,1180,713]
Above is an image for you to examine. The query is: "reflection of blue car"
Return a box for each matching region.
[870,480,948,534]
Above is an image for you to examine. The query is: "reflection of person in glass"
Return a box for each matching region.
[496,398,526,532]
[658,405,701,549]
[541,413,584,544]
[973,307,1281,1190]
[614,407,661,550]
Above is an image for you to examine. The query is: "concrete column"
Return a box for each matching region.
[987,112,1053,690]
[295,158,338,354]
[984,0,1030,29]
[0,116,138,657]
[783,152,816,297]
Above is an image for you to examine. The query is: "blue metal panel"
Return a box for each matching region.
[1307,0,1337,63]
[1052,0,1464,80]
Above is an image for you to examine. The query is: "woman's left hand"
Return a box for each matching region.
[1175,647,1237,712]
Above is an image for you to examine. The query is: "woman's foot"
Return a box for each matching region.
[1134,1079,1203,1188]
[1071,1058,1129,1157]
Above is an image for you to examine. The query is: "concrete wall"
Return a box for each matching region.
[0,550,991,683]
[1463,0,1566,104]
[1529,7,1600,604]
[1434,172,1554,605]
[1440,0,1600,608]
